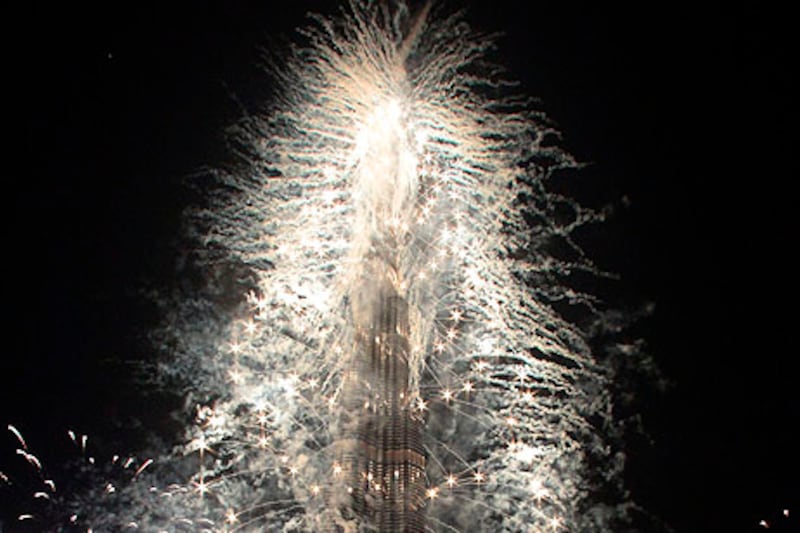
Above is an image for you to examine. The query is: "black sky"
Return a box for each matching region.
[2,1,797,531]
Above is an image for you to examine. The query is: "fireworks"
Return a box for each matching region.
[4,1,630,531]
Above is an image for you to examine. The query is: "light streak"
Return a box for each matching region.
[16,449,42,472]
[133,458,153,479]
[7,425,27,450]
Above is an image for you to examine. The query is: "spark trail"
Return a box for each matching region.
[4,1,630,531]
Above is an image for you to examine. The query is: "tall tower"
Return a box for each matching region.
[340,274,427,532]
[335,6,433,529]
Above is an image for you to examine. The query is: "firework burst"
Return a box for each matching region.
[4,1,632,531]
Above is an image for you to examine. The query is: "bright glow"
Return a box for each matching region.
[195,479,209,497]
[512,442,543,464]
[530,478,549,501]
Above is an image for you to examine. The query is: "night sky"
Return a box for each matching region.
[2,1,797,531]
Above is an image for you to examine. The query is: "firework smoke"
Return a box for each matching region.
[4,1,635,531]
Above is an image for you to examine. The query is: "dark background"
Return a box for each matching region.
[2,1,796,531]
